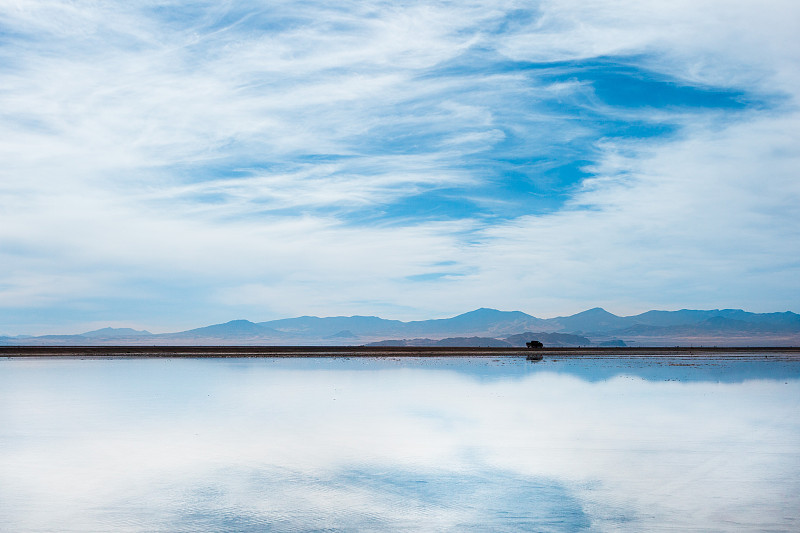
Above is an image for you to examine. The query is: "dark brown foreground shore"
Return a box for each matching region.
[2,345,799,359]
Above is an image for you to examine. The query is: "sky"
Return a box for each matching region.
[1,1,799,334]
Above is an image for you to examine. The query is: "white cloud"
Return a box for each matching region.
[500,0,800,92]
[0,0,798,330]
[465,110,800,314]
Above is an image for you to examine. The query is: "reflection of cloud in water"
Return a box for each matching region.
[1,358,799,531]
[139,468,592,532]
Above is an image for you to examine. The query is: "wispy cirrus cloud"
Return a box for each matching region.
[0,1,797,332]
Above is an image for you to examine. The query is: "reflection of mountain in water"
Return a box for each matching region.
[239,355,800,384]
[525,356,800,384]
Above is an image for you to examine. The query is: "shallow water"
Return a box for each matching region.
[1,355,799,532]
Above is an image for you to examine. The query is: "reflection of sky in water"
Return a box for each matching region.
[1,356,799,532]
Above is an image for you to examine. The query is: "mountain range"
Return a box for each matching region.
[2,307,799,347]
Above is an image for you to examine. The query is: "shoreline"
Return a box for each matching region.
[2,345,800,359]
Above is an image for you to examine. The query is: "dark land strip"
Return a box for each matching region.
[2,346,799,359]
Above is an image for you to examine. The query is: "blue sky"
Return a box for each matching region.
[1,1,799,334]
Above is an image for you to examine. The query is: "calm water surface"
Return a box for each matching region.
[1,355,799,532]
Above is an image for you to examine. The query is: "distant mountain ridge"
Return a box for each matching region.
[255,308,549,338]
[2,308,799,347]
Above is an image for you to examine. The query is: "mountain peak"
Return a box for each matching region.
[550,307,627,333]
[454,308,531,319]
[576,307,616,316]
[81,327,153,337]
[181,319,282,337]
[460,307,498,316]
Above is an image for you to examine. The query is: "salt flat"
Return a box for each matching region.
[1,355,798,532]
